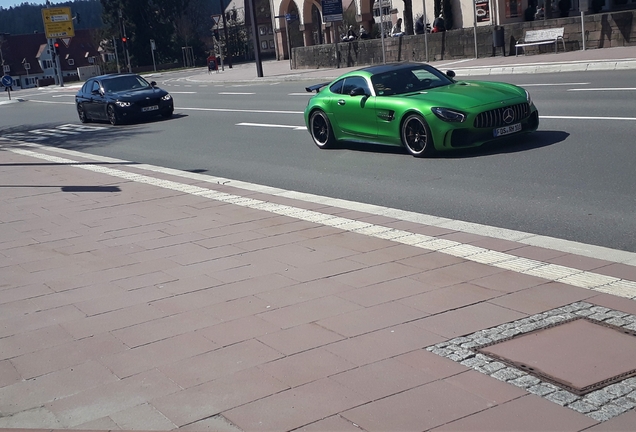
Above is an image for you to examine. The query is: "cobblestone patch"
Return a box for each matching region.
[426,302,636,422]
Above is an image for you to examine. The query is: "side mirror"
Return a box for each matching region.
[446,70,456,78]
[349,87,368,97]
[150,81,157,87]
[91,89,101,96]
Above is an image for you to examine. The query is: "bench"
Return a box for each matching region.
[515,28,565,56]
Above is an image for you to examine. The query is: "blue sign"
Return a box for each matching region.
[1,75,12,87]
[285,13,298,22]
[321,0,343,22]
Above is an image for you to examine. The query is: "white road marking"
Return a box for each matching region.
[180,107,302,114]
[28,100,74,105]
[218,92,256,95]
[52,94,76,97]
[169,91,197,94]
[237,122,306,130]
[568,88,636,91]
[541,115,636,121]
[518,82,590,87]
[4,142,636,300]
[288,93,312,96]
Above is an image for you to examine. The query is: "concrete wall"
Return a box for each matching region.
[292,10,636,68]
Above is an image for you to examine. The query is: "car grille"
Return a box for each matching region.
[473,103,530,129]
[136,98,161,108]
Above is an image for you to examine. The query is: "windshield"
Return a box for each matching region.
[102,75,151,93]
[371,65,454,96]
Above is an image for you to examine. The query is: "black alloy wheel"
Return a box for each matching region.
[401,114,434,157]
[77,104,90,123]
[309,110,335,149]
[107,105,120,126]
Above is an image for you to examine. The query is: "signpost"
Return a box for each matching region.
[42,7,75,38]
[2,75,13,100]
[150,39,157,72]
[42,6,72,87]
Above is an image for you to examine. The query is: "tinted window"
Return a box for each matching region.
[90,80,100,93]
[81,81,91,93]
[342,76,370,96]
[329,79,344,95]
[371,65,453,96]
[103,75,151,93]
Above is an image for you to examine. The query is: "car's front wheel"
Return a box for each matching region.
[309,110,335,149]
[107,105,120,126]
[401,114,434,157]
[77,103,90,123]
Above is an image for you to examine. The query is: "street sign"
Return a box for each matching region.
[42,7,75,38]
[211,15,221,26]
[321,0,343,22]
[150,39,156,51]
[1,75,12,87]
[285,13,298,22]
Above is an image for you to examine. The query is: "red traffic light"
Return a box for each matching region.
[53,42,60,49]
[121,37,127,43]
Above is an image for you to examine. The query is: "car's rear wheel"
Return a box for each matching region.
[107,105,120,126]
[77,103,90,123]
[401,114,434,157]
[309,110,335,149]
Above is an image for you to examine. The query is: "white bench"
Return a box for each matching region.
[515,28,565,56]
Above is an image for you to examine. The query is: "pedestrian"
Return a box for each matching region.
[433,14,445,33]
[343,25,357,41]
[391,18,405,37]
[359,25,369,39]
[414,16,425,35]
[524,4,535,21]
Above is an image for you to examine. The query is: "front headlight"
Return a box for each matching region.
[525,89,532,105]
[431,107,466,122]
[115,101,131,107]
[161,94,172,101]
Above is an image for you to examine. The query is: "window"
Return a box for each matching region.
[68,59,75,66]
[329,79,344,95]
[88,57,94,64]
[342,76,370,96]
[259,26,267,36]
[269,40,275,49]
[91,80,101,94]
[43,60,53,69]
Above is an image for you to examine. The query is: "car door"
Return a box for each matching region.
[89,79,108,120]
[82,80,101,119]
[331,76,376,138]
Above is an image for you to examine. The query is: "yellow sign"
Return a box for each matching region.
[42,7,75,38]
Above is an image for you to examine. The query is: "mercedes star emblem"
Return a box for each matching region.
[502,108,514,124]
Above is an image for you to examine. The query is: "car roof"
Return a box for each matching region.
[355,62,428,75]
[92,73,143,81]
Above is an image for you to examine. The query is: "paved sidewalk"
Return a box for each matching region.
[173,45,636,84]
[2,125,636,432]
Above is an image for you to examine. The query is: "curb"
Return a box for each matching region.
[450,59,636,76]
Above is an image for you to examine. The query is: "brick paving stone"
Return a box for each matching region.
[255,323,344,355]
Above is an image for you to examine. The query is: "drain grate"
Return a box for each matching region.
[426,302,636,422]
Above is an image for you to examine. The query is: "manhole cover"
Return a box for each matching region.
[476,317,636,395]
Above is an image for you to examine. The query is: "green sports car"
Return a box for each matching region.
[304,62,539,157]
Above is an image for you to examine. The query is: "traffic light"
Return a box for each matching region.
[53,41,60,50]
[121,37,127,44]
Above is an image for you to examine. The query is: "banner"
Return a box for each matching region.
[475,0,491,22]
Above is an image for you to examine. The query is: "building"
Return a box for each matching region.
[268,0,634,60]
[0,29,100,89]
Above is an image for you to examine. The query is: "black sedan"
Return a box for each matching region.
[75,74,174,125]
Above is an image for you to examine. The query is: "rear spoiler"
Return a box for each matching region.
[305,82,330,93]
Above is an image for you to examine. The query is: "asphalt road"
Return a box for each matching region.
[2,69,635,253]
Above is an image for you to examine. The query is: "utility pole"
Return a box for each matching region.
[246,0,263,77]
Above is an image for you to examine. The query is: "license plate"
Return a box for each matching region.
[142,105,158,112]
[494,123,521,137]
